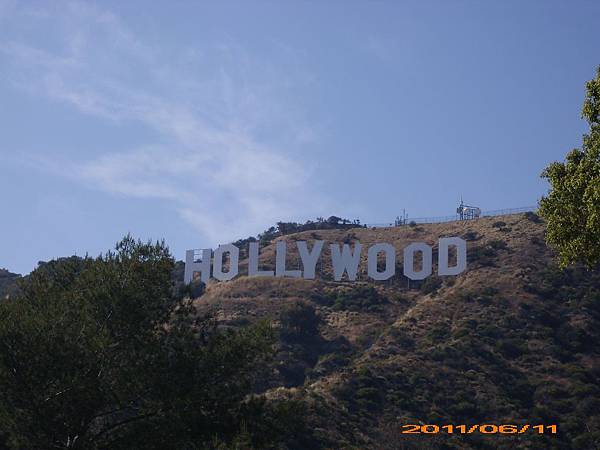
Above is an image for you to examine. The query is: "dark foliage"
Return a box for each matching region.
[420,276,443,295]
[322,285,386,312]
[232,217,364,254]
[524,211,542,223]
[0,269,21,299]
[0,236,306,450]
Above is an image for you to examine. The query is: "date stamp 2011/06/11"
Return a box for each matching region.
[401,424,557,434]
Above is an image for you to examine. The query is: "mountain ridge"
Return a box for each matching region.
[192,213,600,449]
[2,213,598,448]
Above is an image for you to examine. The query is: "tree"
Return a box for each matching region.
[279,302,320,340]
[0,236,305,449]
[326,216,342,225]
[539,66,600,268]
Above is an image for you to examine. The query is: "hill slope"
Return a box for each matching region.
[193,213,600,449]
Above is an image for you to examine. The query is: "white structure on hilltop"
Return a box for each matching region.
[457,198,481,220]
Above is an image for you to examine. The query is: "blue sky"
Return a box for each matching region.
[1,0,599,275]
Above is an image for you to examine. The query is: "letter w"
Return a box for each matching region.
[330,242,362,281]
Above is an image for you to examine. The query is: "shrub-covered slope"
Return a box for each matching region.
[193,213,600,449]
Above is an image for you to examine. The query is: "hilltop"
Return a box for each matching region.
[192,212,600,449]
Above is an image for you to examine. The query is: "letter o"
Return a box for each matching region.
[403,242,432,280]
[367,243,396,280]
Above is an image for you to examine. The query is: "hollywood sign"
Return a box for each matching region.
[184,237,466,284]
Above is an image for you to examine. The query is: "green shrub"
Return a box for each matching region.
[497,338,527,358]
[524,211,541,223]
[420,276,442,295]
[280,301,320,341]
[462,230,480,241]
[186,278,205,298]
[388,327,415,349]
[425,324,451,344]
[531,236,544,246]
[328,286,385,312]
[469,245,496,261]
[449,401,478,417]
[488,239,508,250]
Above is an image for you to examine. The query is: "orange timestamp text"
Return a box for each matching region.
[401,424,557,434]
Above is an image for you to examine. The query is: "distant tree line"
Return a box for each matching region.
[233,216,364,257]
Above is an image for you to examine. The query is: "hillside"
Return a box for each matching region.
[192,213,600,449]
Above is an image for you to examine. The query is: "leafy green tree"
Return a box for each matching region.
[539,66,600,267]
[0,236,305,449]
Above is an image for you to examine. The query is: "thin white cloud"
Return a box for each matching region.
[364,34,417,66]
[0,1,328,244]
